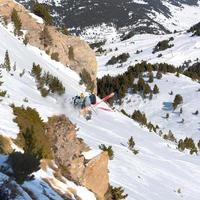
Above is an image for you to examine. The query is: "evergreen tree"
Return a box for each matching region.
[22,127,35,154]
[137,77,145,92]
[4,50,11,71]
[156,71,162,79]
[110,186,128,200]
[143,83,151,98]
[153,84,159,94]
[99,144,114,160]
[128,137,135,150]
[8,152,40,184]
[148,72,154,83]
[173,94,183,110]
[33,3,53,25]
[11,8,22,36]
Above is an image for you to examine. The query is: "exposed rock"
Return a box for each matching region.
[0,0,97,92]
[46,115,109,199]
[82,151,109,200]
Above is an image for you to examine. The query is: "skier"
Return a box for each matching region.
[80,94,93,120]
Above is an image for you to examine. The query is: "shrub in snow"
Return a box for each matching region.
[132,110,147,126]
[184,62,200,80]
[106,53,130,65]
[105,185,128,200]
[8,152,40,184]
[137,77,145,92]
[153,84,159,94]
[0,90,7,97]
[153,39,174,54]
[99,144,114,160]
[4,50,11,72]
[143,83,151,98]
[31,63,65,96]
[147,122,157,133]
[178,137,197,155]
[11,9,22,36]
[12,106,53,159]
[163,130,177,143]
[89,40,106,49]
[173,94,183,110]
[32,2,52,25]
[128,137,135,150]
[128,137,139,155]
[188,22,200,36]
[148,72,154,83]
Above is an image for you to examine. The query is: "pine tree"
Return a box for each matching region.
[153,84,159,94]
[143,83,151,98]
[128,137,135,150]
[148,72,154,83]
[11,8,22,36]
[156,71,162,79]
[32,3,53,25]
[4,50,11,72]
[173,94,183,110]
[137,77,145,92]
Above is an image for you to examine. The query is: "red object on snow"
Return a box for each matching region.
[95,92,115,106]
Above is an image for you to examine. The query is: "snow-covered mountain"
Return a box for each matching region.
[16,0,200,34]
[1,0,200,199]
[1,6,200,200]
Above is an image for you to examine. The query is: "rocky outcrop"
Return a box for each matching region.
[82,152,109,200]
[46,115,109,200]
[0,0,97,92]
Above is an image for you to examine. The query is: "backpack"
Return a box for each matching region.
[89,94,96,105]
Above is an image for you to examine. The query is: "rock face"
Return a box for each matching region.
[82,151,109,200]
[46,115,109,199]
[0,0,97,92]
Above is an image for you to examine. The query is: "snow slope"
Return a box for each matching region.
[95,31,200,78]
[117,73,200,142]
[1,21,200,200]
